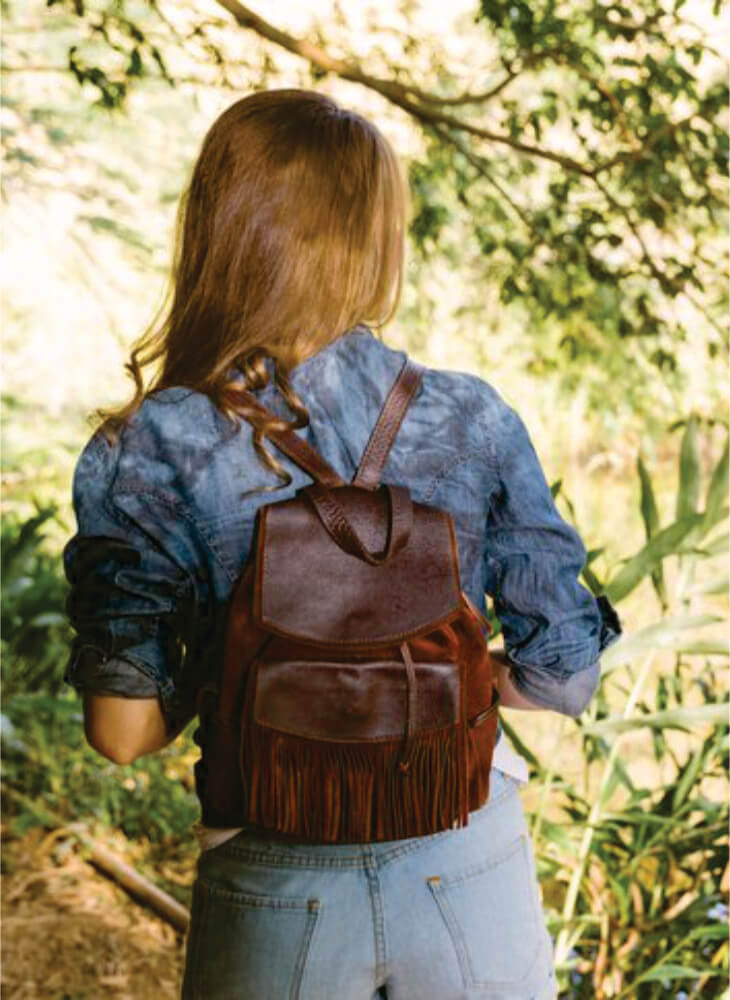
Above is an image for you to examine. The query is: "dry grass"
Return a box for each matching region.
[1,826,190,1000]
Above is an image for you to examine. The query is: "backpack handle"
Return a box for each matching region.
[304,483,413,566]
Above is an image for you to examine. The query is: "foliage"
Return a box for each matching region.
[1,502,74,698]
[2,693,199,850]
[13,0,727,421]
[605,416,728,606]
[500,417,729,997]
[1,506,200,868]
[524,719,728,998]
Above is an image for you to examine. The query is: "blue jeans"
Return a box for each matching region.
[181,767,558,999]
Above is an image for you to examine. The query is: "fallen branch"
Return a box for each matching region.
[2,785,190,933]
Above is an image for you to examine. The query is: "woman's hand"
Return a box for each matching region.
[83,693,178,765]
[490,649,548,711]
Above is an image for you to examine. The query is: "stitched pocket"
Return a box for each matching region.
[426,833,543,990]
[181,878,321,1000]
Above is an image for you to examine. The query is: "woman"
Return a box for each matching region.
[63,90,622,999]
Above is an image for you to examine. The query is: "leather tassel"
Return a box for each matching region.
[241,722,468,843]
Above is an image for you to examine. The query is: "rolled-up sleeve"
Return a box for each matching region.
[63,429,203,725]
[484,404,622,716]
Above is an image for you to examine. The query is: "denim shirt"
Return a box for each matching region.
[63,325,622,748]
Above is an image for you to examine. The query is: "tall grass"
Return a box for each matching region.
[503,417,729,998]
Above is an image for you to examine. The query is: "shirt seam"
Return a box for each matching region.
[108,487,232,582]
[424,381,499,502]
[423,447,491,503]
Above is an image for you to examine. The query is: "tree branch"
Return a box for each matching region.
[214,0,596,177]
[591,173,726,336]
[416,47,579,106]
[3,785,190,933]
[219,2,713,187]
[0,64,235,89]
[213,0,722,330]
[595,113,698,175]
[428,123,540,238]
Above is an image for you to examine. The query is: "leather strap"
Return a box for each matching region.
[468,688,501,728]
[224,356,423,491]
[303,483,413,566]
[398,641,418,774]
[223,385,345,488]
[352,359,424,490]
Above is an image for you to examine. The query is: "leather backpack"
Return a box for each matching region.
[195,358,502,843]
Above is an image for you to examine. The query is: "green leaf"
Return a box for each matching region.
[673,641,729,656]
[29,612,66,628]
[695,924,730,940]
[600,615,724,668]
[600,763,623,805]
[127,47,143,78]
[704,438,729,529]
[532,817,573,850]
[679,506,729,554]
[637,455,660,538]
[583,702,729,736]
[496,714,540,768]
[581,563,603,595]
[610,754,636,793]
[641,964,716,982]
[697,531,729,557]
[672,744,707,811]
[676,416,701,520]
[605,514,703,603]
[685,576,729,596]
[637,454,667,604]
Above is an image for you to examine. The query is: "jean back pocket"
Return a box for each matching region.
[182,879,321,1000]
[426,833,544,991]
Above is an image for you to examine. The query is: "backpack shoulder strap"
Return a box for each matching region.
[352,359,424,490]
[223,385,345,488]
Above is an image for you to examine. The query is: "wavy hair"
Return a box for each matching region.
[95,89,407,488]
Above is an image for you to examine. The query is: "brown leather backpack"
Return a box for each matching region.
[196,358,501,843]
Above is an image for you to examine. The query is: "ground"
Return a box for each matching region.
[1,826,189,1000]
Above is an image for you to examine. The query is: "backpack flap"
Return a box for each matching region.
[252,485,463,647]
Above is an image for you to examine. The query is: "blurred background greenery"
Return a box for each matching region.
[1,1,728,997]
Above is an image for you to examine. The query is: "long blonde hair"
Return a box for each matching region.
[96,89,407,485]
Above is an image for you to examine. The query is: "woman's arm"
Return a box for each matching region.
[481,400,622,717]
[64,427,207,768]
[84,692,179,765]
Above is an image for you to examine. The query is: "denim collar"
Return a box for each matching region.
[226,324,378,386]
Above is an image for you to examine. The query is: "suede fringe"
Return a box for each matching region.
[241,722,469,843]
